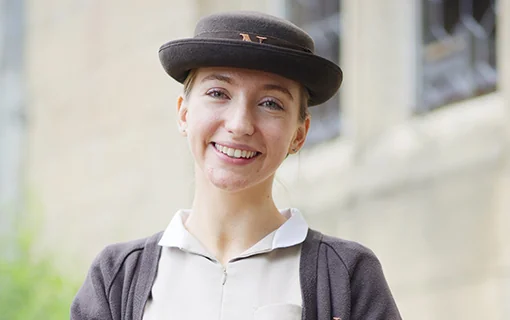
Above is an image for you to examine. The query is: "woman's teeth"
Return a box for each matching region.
[214,143,257,159]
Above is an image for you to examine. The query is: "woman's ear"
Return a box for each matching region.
[289,116,311,153]
[177,95,188,136]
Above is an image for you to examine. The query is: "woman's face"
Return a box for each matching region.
[177,67,310,193]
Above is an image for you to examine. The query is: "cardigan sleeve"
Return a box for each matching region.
[349,249,402,320]
[70,248,114,320]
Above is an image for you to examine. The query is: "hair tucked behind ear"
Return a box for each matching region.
[299,87,310,123]
[183,69,198,99]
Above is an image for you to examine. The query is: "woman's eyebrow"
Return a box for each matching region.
[200,73,234,85]
[263,84,294,101]
[200,74,294,101]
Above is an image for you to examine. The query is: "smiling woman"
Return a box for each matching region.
[71,11,401,320]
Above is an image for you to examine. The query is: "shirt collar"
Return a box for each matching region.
[158,208,309,260]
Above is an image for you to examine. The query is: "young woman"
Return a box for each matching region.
[71,11,401,320]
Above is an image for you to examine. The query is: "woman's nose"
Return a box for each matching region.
[224,101,255,137]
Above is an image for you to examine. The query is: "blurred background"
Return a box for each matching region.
[1,0,509,319]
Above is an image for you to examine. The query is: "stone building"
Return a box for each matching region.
[1,0,508,319]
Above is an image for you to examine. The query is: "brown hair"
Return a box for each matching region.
[183,69,309,122]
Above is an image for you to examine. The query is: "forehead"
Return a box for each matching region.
[194,67,301,90]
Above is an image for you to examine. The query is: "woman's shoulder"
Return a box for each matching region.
[305,232,401,318]
[72,232,164,318]
[321,232,377,257]
[89,231,164,280]
[307,229,383,275]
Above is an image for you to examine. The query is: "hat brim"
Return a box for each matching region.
[159,39,343,106]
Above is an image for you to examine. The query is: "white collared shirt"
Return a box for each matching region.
[143,208,308,320]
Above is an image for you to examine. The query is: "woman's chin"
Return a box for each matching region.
[208,174,252,193]
[201,166,273,193]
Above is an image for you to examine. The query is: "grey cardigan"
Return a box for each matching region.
[71,229,401,320]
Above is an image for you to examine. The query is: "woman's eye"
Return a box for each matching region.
[260,99,283,110]
[206,89,228,99]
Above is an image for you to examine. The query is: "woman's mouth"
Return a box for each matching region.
[213,142,260,159]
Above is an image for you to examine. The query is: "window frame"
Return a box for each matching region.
[417,0,498,112]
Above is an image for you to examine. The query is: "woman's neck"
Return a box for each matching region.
[184,172,287,265]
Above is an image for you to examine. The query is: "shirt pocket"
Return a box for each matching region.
[253,303,302,320]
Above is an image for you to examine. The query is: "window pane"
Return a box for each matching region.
[418,0,497,112]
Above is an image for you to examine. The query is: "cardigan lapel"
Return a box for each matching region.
[300,229,323,320]
[132,232,164,320]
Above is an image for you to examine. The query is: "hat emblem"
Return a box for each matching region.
[239,33,267,43]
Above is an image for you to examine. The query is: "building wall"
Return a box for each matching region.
[25,0,509,319]
[493,0,510,317]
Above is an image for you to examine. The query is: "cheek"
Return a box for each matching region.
[187,109,219,140]
[264,121,294,143]
[263,122,295,152]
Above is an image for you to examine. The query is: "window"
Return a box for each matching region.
[418,0,497,112]
[285,0,341,146]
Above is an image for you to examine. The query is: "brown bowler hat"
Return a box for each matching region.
[158,11,343,106]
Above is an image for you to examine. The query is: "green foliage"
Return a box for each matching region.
[0,231,78,320]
